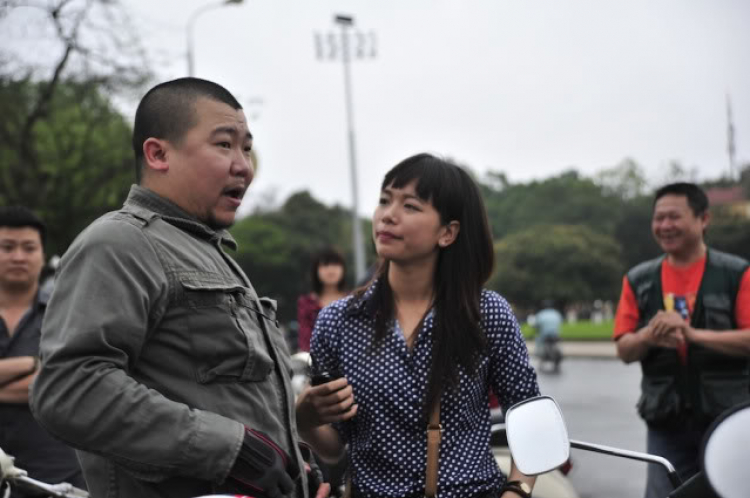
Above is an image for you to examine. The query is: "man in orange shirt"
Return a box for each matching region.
[613,182,750,498]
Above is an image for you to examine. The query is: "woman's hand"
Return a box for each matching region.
[296,377,358,432]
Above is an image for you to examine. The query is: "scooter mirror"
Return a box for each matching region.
[702,401,750,498]
[505,395,571,475]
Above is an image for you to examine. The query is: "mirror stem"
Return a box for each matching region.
[570,439,682,489]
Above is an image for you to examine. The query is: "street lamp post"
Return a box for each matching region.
[727,94,737,180]
[315,15,377,283]
[186,0,243,77]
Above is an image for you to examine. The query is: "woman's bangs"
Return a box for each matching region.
[382,157,443,204]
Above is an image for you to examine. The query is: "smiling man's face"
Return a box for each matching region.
[651,193,708,259]
[162,97,254,229]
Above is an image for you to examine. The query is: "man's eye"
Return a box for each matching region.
[404,203,420,211]
[378,197,388,205]
[217,142,231,149]
[243,146,253,154]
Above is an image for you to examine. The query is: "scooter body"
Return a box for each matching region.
[537,336,563,373]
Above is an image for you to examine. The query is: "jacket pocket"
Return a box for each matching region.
[637,376,680,423]
[182,279,274,384]
[699,373,750,419]
[239,295,294,373]
[702,293,733,330]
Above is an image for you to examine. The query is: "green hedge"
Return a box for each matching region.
[521,319,614,341]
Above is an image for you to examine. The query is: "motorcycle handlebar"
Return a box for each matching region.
[0,447,88,498]
[2,474,89,498]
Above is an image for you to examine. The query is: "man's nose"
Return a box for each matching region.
[658,219,673,230]
[233,152,254,182]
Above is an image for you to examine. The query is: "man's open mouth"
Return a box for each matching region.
[223,186,245,200]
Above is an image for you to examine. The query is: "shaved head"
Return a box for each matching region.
[132,77,242,182]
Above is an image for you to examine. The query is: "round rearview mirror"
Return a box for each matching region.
[505,396,570,475]
[703,401,750,498]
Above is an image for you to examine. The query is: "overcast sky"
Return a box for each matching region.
[11,0,750,216]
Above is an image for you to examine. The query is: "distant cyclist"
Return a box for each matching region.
[531,299,563,372]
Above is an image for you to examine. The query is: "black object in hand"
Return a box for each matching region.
[310,370,343,386]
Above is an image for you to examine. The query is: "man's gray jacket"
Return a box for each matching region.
[31,186,307,498]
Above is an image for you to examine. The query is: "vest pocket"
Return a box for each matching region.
[702,293,733,330]
[698,373,750,419]
[637,376,680,423]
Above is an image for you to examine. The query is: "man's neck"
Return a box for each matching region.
[666,242,707,268]
[0,283,38,310]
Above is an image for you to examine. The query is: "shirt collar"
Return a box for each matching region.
[346,279,379,318]
[123,185,238,250]
[346,279,435,325]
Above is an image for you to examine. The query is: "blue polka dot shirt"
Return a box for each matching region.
[310,282,541,498]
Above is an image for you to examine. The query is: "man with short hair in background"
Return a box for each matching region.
[613,182,750,498]
[0,206,85,496]
[31,78,327,498]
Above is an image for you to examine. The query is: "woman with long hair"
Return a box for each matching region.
[297,247,348,352]
[296,153,540,498]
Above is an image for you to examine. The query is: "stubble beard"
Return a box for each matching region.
[205,212,235,231]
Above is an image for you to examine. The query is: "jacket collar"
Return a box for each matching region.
[123,185,238,250]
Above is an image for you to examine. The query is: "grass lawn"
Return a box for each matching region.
[520,319,614,341]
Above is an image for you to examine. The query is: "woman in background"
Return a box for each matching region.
[297,247,348,352]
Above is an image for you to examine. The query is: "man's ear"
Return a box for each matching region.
[438,221,460,248]
[142,138,170,174]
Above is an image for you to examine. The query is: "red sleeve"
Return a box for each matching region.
[613,276,640,340]
[297,295,317,352]
[735,268,750,329]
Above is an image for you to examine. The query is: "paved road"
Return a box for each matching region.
[534,356,650,498]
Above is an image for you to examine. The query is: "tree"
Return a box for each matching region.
[231,190,375,322]
[654,160,699,187]
[594,158,648,200]
[706,208,750,261]
[0,1,150,256]
[481,170,624,240]
[489,224,623,310]
[612,194,661,270]
[0,78,134,256]
[2,1,149,87]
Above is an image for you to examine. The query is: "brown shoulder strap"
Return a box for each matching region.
[344,401,442,498]
[344,474,352,498]
[425,402,441,497]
